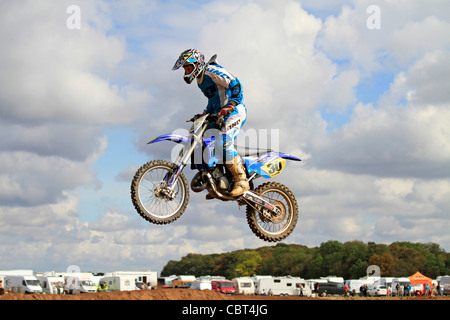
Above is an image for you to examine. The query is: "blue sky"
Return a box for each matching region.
[77,127,146,224]
[1,0,450,274]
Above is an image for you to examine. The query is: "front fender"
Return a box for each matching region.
[276,152,301,162]
[147,133,189,145]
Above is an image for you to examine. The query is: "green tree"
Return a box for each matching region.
[343,241,370,278]
[368,242,389,256]
[368,252,397,276]
[160,241,449,280]
[307,253,323,279]
[348,259,368,279]
[319,240,346,276]
[234,251,262,278]
[389,244,427,276]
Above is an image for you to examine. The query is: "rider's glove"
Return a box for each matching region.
[219,105,235,117]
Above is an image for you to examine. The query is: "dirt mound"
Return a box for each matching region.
[0,289,234,300]
[1,289,448,300]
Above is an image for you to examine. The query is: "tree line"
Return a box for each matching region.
[161,241,450,280]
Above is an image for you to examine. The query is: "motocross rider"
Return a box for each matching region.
[172,48,249,197]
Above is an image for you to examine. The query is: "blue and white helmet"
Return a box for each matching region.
[172,49,205,84]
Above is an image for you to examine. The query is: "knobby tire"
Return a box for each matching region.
[131,160,189,225]
[246,182,299,242]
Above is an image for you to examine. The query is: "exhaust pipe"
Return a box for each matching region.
[190,172,207,193]
[202,171,235,201]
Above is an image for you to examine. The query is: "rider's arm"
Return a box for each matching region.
[228,80,243,106]
[218,79,242,116]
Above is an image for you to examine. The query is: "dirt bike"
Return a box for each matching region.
[130,113,301,242]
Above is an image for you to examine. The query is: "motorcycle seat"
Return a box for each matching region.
[235,145,272,157]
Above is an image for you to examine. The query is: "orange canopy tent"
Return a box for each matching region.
[409,271,432,295]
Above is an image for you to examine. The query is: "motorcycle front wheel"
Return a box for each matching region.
[246,182,298,242]
[131,160,189,225]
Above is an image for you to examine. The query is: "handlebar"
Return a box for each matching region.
[187,113,224,128]
[206,113,223,123]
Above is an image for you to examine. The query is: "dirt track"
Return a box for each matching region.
[0,289,448,300]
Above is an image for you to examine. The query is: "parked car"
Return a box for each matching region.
[439,276,450,295]
[211,280,235,294]
[314,282,345,296]
[367,285,387,296]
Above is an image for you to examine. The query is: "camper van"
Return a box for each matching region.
[36,276,64,294]
[4,275,43,294]
[256,277,306,296]
[232,277,255,295]
[64,275,97,294]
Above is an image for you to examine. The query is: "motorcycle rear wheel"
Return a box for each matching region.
[246,182,298,242]
[131,160,189,225]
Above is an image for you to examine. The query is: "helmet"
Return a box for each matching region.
[172,49,205,84]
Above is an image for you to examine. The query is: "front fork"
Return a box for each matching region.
[162,125,208,194]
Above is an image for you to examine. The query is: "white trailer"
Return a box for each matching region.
[36,276,64,294]
[345,279,363,295]
[104,271,158,289]
[320,276,344,283]
[100,275,137,291]
[256,277,306,296]
[345,278,377,295]
[0,270,34,276]
[379,277,395,288]
[4,275,43,294]
[391,277,412,296]
[232,277,255,295]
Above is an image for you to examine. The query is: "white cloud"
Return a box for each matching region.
[198,0,354,127]
[306,41,450,180]
[0,1,149,125]
[381,50,450,109]
[388,16,450,67]
[0,137,106,206]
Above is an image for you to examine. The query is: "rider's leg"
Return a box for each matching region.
[222,104,249,197]
[226,154,250,196]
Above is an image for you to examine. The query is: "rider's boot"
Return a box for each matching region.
[226,156,250,197]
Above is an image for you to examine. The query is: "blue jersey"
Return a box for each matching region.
[197,63,244,114]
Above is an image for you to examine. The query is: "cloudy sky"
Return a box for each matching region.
[1,0,449,274]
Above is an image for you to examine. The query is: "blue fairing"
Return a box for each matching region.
[276,152,302,162]
[244,152,301,179]
[147,134,190,145]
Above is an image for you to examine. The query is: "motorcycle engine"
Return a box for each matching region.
[211,167,230,190]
